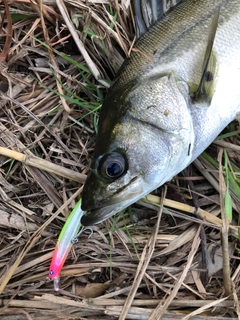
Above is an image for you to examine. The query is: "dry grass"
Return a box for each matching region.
[0,1,240,319]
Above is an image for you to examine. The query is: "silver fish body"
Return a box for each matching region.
[81,0,240,226]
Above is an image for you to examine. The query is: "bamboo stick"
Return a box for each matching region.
[0,146,86,183]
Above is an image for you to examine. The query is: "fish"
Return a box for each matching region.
[48,199,83,291]
[80,0,240,226]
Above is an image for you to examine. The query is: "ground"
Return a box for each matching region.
[0,1,239,319]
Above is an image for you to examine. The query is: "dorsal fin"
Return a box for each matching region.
[133,0,182,38]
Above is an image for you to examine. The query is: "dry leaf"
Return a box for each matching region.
[75,282,111,298]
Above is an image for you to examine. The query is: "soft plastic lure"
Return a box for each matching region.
[48,199,84,291]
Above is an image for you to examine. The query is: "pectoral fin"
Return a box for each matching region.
[192,8,220,103]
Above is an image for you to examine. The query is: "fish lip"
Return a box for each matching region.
[81,193,135,226]
[81,175,160,226]
[81,176,147,226]
[81,205,122,226]
[81,197,138,226]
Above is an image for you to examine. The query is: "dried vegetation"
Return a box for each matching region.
[0,0,239,319]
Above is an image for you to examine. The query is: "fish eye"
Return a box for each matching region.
[98,152,127,180]
[49,270,54,276]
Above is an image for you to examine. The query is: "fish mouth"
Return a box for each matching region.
[81,199,135,226]
[81,176,153,226]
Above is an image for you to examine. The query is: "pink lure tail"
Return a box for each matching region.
[48,242,69,291]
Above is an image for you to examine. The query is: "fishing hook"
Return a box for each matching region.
[71,226,93,244]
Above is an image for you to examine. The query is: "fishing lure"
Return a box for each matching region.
[48,199,84,291]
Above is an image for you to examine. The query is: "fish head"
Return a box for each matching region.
[81,72,194,225]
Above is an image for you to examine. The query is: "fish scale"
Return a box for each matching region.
[115,0,220,88]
